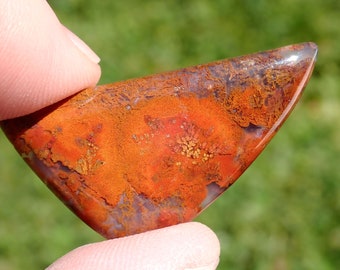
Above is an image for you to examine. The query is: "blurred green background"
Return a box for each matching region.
[1,0,339,269]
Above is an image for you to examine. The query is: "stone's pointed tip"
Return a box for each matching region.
[281,42,318,65]
[1,43,317,239]
[306,41,318,53]
[296,41,318,53]
[304,41,318,54]
[302,43,318,75]
[299,42,318,60]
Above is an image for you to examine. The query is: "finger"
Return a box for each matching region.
[0,0,101,120]
[47,222,220,270]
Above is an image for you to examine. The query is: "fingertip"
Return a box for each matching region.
[0,0,101,120]
[47,222,220,270]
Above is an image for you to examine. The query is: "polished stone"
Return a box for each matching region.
[1,43,317,239]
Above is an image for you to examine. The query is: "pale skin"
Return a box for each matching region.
[0,1,220,269]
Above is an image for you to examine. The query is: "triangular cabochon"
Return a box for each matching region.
[1,43,317,238]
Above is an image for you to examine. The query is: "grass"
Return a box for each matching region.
[1,0,339,269]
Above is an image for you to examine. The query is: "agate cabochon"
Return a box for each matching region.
[1,43,317,238]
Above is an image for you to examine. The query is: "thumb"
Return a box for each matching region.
[0,0,101,120]
[47,222,221,270]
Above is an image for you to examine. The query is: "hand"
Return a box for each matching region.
[0,1,220,269]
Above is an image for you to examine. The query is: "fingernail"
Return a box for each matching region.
[63,26,100,64]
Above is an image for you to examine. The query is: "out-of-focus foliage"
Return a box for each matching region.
[0,0,339,269]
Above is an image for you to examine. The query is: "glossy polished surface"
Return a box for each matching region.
[1,43,317,239]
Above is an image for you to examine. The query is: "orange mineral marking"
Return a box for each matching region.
[1,43,317,238]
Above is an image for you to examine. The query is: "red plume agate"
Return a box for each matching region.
[1,43,317,239]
